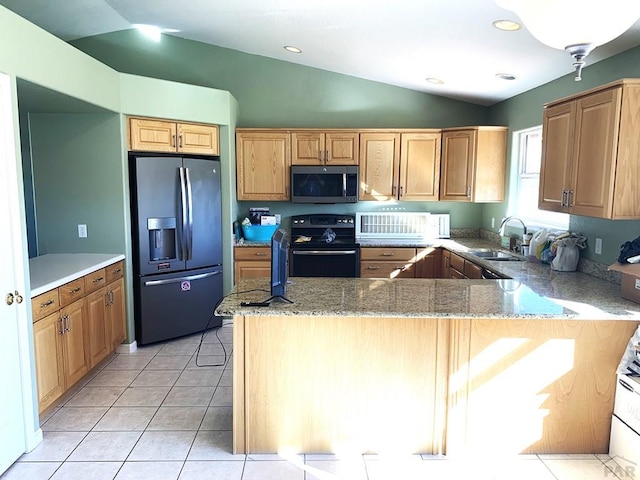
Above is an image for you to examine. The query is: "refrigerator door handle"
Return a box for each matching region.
[185,167,194,261]
[179,166,189,261]
[143,270,221,287]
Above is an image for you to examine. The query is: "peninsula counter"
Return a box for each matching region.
[217,277,640,456]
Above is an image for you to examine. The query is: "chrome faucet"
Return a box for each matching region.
[498,216,527,236]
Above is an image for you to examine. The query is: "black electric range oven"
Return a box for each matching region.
[289,214,360,278]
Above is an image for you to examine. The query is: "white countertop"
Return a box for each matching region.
[30,253,125,297]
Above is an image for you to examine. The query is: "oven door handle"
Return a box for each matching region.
[292,250,358,256]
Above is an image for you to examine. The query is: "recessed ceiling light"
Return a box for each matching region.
[492,19,521,31]
[284,46,302,53]
[426,77,444,84]
[495,73,517,80]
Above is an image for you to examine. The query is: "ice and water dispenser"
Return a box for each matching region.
[147,217,177,262]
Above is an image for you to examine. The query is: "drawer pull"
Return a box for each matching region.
[112,268,122,274]
[71,287,82,294]
[41,300,55,308]
[58,318,64,335]
[255,252,268,257]
[93,276,105,283]
[381,253,394,257]
[367,266,380,270]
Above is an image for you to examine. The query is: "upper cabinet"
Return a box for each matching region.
[539,79,640,219]
[439,127,507,202]
[291,131,359,165]
[236,130,291,201]
[359,130,441,201]
[129,117,219,156]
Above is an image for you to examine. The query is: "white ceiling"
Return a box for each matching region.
[4,0,640,106]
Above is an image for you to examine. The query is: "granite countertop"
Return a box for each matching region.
[30,253,125,297]
[220,238,640,320]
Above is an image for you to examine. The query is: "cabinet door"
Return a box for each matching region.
[33,312,65,412]
[571,88,622,218]
[440,130,475,202]
[291,132,325,165]
[60,299,89,388]
[236,132,291,200]
[107,278,126,349]
[399,132,441,201]
[539,102,575,213]
[177,123,219,156]
[234,261,271,281]
[441,250,451,279]
[86,288,110,368]
[325,132,359,165]
[359,133,400,200]
[415,248,441,278]
[463,261,483,279]
[129,118,177,153]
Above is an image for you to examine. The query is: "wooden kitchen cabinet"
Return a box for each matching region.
[234,246,271,282]
[291,131,359,165]
[415,247,441,278]
[128,117,219,155]
[439,127,507,202]
[539,79,640,219]
[447,251,483,279]
[359,131,441,201]
[360,247,417,278]
[442,249,451,279]
[32,259,126,413]
[236,130,291,200]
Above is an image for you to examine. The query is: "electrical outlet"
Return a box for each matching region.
[491,218,495,229]
[78,224,87,238]
[595,237,602,255]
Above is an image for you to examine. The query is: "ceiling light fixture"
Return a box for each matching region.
[492,20,521,31]
[133,24,179,42]
[284,46,302,54]
[426,77,444,85]
[495,73,517,81]
[495,0,640,81]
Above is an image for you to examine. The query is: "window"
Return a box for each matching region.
[513,126,569,229]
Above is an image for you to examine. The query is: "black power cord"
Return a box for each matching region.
[193,288,269,367]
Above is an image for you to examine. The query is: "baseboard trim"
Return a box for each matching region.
[116,341,137,354]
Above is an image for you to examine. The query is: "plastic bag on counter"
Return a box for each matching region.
[618,235,640,263]
[618,325,640,376]
[550,234,587,272]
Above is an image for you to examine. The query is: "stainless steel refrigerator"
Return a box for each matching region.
[129,154,223,345]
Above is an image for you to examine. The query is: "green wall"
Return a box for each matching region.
[29,113,126,254]
[72,30,490,129]
[487,45,640,264]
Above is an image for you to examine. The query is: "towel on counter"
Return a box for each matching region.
[618,235,640,263]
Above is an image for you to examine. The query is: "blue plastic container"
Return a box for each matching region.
[242,224,279,243]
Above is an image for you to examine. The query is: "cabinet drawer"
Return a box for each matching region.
[32,289,60,322]
[360,248,416,262]
[450,253,465,273]
[59,278,85,308]
[85,268,107,294]
[450,268,466,279]
[360,261,415,278]
[235,247,271,261]
[105,261,124,283]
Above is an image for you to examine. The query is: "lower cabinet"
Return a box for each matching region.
[447,251,483,279]
[234,247,271,282]
[31,260,126,413]
[361,247,418,278]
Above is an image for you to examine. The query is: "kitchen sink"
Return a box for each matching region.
[467,250,526,262]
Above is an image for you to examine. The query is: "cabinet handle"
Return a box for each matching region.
[568,190,574,207]
[171,134,176,147]
[112,268,122,274]
[381,253,394,257]
[560,190,566,207]
[318,150,323,163]
[179,135,183,148]
[93,276,104,283]
[63,314,70,333]
[466,186,471,197]
[392,185,396,196]
[255,252,268,257]
[41,299,55,308]
[326,150,331,163]
[70,287,81,294]
[399,186,403,197]
[58,318,64,335]
[366,266,380,270]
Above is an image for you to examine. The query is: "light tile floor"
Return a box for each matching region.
[2,325,633,480]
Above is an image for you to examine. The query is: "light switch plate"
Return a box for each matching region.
[78,224,87,238]
[595,237,602,255]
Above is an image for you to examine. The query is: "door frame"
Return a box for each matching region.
[1,71,42,456]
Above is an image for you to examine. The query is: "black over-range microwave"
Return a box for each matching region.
[290,165,358,203]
